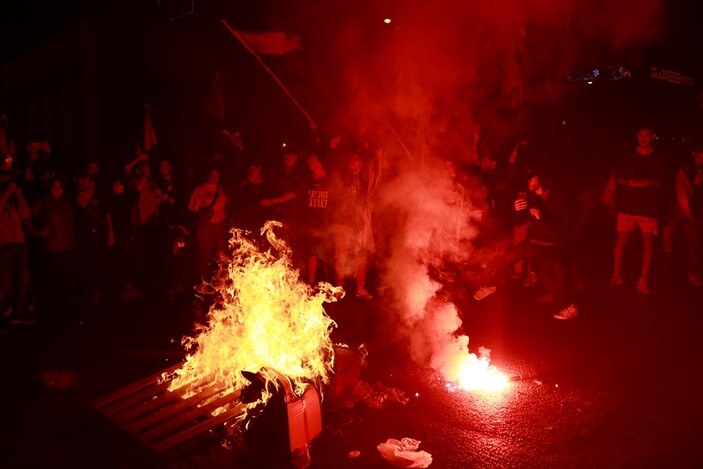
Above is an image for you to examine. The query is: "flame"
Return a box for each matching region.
[164,221,341,415]
[455,347,509,392]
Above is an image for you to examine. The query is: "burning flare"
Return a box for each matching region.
[163,221,340,415]
[455,347,509,392]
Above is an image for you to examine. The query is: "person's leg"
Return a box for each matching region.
[661,217,675,276]
[538,246,570,309]
[511,223,528,277]
[612,213,635,285]
[473,240,533,300]
[637,217,659,293]
[635,233,655,294]
[611,231,628,284]
[332,225,352,287]
[307,256,318,285]
[355,251,369,292]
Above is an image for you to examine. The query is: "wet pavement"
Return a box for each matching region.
[2,267,703,468]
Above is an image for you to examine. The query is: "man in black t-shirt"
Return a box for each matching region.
[608,126,667,294]
[300,153,335,285]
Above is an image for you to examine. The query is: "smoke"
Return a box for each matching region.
[373,153,480,381]
[280,0,667,141]
[269,0,666,381]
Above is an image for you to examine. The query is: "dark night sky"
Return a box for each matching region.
[3,0,703,156]
[1,0,702,69]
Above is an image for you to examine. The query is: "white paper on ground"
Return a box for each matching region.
[377,437,433,468]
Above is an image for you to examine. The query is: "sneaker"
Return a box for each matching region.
[553,304,578,320]
[608,275,624,288]
[687,273,703,287]
[522,271,538,287]
[473,285,497,301]
[355,288,373,300]
[636,278,651,295]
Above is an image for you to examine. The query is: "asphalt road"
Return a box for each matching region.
[1,261,702,469]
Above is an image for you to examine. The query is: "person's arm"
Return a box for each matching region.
[124,153,149,175]
[187,187,200,212]
[508,140,527,165]
[675,169,693,218]
[261,191,296,207]
[601,171,616,206]
[616,177,660,187]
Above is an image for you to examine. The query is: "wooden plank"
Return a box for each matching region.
[94,363,251,452]
[126,398,195,434]
[92,363,182,408]
[140,391,244,445]
[108,376,211,423]
[98,380,172,416]
[112,390,182,426]
[152,402,248,452]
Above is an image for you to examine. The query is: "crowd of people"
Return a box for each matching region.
[2,120,703,328]
[0,134,381,327]
[470,123,703,320]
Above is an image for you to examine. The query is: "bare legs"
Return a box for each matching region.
[611,231,655,291]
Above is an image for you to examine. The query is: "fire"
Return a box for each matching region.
[163,221,340,416]
[455,347,509,392]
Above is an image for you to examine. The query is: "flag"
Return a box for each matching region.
[236,30,302,56]
[144,105,158,152]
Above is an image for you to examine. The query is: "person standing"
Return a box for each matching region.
[300,153,335,285]
[188,168,227,280]
[31,178,79,322]
[0,156,31,326]
[473,170,577,320]
[670,143,703,286]
[607,125,668,294]
[331,148,380,299]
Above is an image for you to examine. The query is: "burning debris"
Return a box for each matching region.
[95,222,341,462]
[163,221,341,419]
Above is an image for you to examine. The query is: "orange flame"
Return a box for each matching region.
[455,347,509,392]
[164,221,341,414]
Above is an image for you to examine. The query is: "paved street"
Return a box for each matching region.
[2,262,703,468]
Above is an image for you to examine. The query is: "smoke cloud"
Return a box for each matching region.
[270,0,666,380]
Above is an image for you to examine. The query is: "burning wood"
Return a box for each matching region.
[95,221,340,455]
[163,221,340,417]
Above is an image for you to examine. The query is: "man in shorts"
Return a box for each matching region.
[608,125,668,294]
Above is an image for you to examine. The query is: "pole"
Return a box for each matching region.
[221,19,316,129]
[387,123,411,158]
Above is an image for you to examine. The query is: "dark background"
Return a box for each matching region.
[2,0,703,176]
